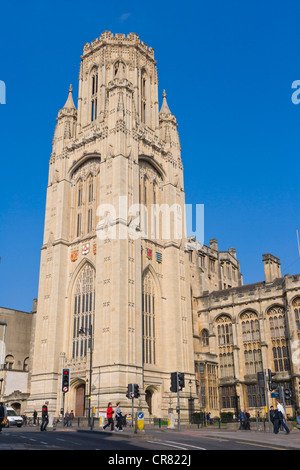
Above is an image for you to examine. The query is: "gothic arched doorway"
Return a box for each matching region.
[75,384,85,417]
[145,389,153,415]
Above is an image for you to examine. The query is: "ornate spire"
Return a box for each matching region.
[159,90,172,115]
[63,84,76,110]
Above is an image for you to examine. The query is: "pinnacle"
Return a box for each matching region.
[159,89,172,115]
[63,84,76,110]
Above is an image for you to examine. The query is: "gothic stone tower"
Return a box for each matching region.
[28,32,195,418]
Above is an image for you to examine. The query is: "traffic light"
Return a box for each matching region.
[126,383,140,399]
[267,369,277,391]
[62,368,70,393]
[170,372,178,393]
[284,388,291,400]
[178,373,185,391]
[126,383,133,399]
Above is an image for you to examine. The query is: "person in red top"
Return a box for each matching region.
[103,402,114,431]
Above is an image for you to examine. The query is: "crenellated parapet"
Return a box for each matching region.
[82,31,155,60]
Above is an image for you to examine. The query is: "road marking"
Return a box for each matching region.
[147,440,188,450]
[165,440,206,450]
[56,438,66,442]
[235,440,286,450]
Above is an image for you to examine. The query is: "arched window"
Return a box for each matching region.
[141,69,147,124]
[76,180,83,238]
[292,297,300,331]
[91,69,98,122]
[72,264,95,360]
[267,306,290,372]
[23,357,29,372]
[240,311,262,374]
[217,316,233,346]
[216,315,234,378]
[142,270,157,365]
[200,329,209,347]
[114,61,126,79]
[5,354,14,370]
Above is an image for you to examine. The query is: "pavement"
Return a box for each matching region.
[76,424,300,450]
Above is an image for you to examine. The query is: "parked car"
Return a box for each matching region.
[5,407,24,427]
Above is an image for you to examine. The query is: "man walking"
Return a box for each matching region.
[276,399,290,434]
[40,401,49,431]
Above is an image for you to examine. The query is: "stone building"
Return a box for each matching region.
[193,252,300,417]
[26,31,195,419]
[0,301,36,413]
[6,31,297,419]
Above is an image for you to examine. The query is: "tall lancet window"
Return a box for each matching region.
[216,315,234,378]
[267,306,290,372]
[91,70,98,122]
[72,264,95,360]
[141,69,147,124]
[142,270,156,365]
[240,311,263,374]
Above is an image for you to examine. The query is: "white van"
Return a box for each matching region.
[5,407,24,428]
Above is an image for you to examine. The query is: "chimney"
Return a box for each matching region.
[209,238,218,251]
[262,254,281,283]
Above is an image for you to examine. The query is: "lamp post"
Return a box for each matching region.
[188,379,193,424]
[78,324,93,426]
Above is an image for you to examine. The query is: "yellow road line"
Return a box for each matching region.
[235,440,286,450]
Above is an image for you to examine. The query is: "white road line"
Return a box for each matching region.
[165,440,206,450]
[56,438,66,441]
[147,440,188,450]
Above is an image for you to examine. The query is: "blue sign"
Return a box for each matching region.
[271,392,279,398]
[138,412,144,420]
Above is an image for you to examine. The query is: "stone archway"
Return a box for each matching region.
[145,389,153,415]
[11,402,21,415]
[145,385,160,417]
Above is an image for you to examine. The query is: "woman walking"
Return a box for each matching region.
[103,402,114,431]
[115,402,123,431]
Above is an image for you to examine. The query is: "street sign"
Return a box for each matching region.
[271,392,279,398]
[138,412,144,420]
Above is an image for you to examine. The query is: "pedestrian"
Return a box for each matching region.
[103,402,114,431]
[239,409,246,430]
[40,401,49,431]
[115,402,123,431]
[276,399,290,434]
[245,411,251,430]
[69,410,74,427]
[33,410,37,426]
[64,410,70,426]
[270,405,279,434]
[0,402,5,434]
[296,410,300,430]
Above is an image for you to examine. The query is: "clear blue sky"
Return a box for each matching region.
[1,0,300,312]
